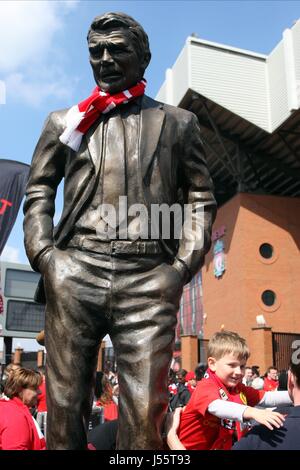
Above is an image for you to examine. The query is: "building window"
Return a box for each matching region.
[6,300,45,332]
[261,290,276,307]
[259,243,273,259]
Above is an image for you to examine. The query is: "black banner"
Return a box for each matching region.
[0,159,30,255]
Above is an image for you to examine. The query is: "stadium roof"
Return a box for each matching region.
[156,20,300,205]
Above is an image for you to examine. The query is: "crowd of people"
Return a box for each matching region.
[0,329,299,450]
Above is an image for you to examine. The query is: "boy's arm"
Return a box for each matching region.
[258,391,292,407]
[242,406,285,430]
[208,399,286,430]
[208,399,247,421]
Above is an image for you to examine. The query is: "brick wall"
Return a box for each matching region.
[202,193,300,372]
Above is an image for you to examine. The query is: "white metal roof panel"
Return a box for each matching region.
[190,41,269,130]
[267,42,289,130]
[156,19,300,133]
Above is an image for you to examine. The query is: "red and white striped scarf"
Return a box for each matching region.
[60,79,146,151]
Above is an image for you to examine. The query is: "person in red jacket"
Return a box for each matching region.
[264,366,279,391]
[96,374,118,422]
[167,331,291,450]
[0,367,45,450]
[185,371,197,395]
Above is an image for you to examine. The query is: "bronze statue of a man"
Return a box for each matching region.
[23,12,216,449]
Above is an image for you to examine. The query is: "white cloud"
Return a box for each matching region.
[6,72,75,107]
[1,245,20,263]
[0,80,6,104]
[0,1,79,106]
[0,1,59,72]
[62,1,79,11]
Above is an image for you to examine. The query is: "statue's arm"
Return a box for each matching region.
[23,112,66,271]
[173,113,217,283]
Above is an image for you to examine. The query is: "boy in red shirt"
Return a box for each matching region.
[167,331,292,450]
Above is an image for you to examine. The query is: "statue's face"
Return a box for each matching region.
[88,28,143,94]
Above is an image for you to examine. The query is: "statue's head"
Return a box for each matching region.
[87,12,151,94]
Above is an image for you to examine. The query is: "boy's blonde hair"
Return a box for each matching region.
[207,330,250,361]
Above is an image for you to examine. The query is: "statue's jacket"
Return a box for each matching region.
[24,94,217,299]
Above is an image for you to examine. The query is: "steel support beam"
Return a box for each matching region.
[198,98,239,178]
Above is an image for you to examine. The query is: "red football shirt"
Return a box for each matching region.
[263,377,278,391]
[178,376,265,450]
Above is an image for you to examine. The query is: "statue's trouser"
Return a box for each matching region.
[44,247,183,450]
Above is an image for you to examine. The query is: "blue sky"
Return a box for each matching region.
[1,0,300,265]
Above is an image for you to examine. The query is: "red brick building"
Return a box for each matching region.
[202,193,300,373]
[157,20,300,371]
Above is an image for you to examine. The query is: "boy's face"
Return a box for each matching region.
[208,352,247,389]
